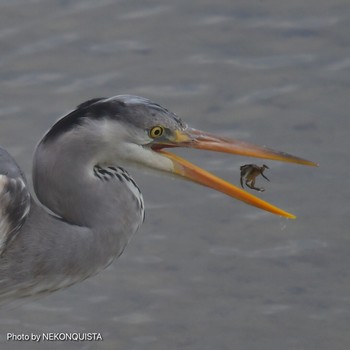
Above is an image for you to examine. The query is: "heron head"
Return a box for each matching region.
[42,95,317,219]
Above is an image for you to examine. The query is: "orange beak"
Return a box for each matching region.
[154,128,318,219]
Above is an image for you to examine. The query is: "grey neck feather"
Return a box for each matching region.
[1,121,144,297]
[33,121,143,231]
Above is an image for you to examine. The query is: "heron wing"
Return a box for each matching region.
[0,148,31,256]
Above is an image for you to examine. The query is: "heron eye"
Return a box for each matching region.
[149,126,164,138]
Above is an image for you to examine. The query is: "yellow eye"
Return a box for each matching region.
[149,125,164,138]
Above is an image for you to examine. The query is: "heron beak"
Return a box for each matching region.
[154,128,318,219]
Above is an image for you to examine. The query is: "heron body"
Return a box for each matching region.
[0,95,316,303]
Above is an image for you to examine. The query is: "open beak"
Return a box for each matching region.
[153,128,318,219]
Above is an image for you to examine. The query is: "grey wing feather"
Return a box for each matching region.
[0,148,31,256]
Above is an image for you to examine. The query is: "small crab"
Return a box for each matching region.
[240,164,270,192]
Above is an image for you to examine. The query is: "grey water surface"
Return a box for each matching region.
[0,0,349,349]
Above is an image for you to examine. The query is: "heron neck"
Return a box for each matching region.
[0,202,128,297]
[32,131,143,262]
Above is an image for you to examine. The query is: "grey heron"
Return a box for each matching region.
[0,95,317,303]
